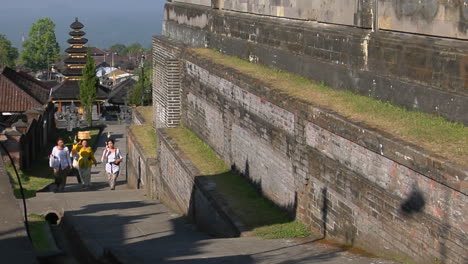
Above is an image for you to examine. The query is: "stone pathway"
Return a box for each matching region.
[0,159,38,264]
[27,124,399,264]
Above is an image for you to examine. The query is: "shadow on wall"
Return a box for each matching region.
[399,183,457,264]
[231,159,299,216]
[400,183,425,216]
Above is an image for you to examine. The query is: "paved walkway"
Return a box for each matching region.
[27,124,398,264]
[0,157,37,264]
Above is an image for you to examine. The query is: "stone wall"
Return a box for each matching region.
[378,0,468,40]
[163,2,468,125]
[152,33,467,263]
[169,0,468,39]
[156,129,241,237]
[126,128,155,190]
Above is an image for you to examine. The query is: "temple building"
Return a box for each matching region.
[51,18,108,124]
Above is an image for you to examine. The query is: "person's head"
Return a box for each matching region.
[81,139,88,147]
[106,139,115,149]
[57,138,65,147]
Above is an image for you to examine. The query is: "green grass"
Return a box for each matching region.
[28,214,54,254]
[136,106,153,125]
[130,125,157,158]
[166,127,310,239]
[7,157,54,199]
[192,48,468,166]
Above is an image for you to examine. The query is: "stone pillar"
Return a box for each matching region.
[152,36,183,128]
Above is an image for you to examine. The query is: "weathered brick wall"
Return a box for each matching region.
[157,130,195,214]
[175,49,468,263]
[163,2,468,125]
[152,37,183,128]
[126,129,155,190]
[156,129,243,237]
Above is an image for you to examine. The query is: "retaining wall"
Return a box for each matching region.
[152,33,467,263]
[171,0,468,39]
[163,2,468,125]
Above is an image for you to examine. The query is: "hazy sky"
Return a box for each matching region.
[0,0,167,50]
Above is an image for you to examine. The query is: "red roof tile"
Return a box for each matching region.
[0,67,50,112]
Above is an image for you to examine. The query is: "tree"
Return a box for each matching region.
[128,64,152,106]
[108,43,128,56]
[21,18,60,71]
[79,52,98,126]
[0,34,19,68]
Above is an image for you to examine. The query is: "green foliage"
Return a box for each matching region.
[20,18,60,71]
[108,43,127,56]
[108,42,148,57]
[0,34,18,68]
[79,51,98,126]
[128,67,152,106]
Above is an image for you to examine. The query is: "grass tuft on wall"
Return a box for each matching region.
[191,48,467,166]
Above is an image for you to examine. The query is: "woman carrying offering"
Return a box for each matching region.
[101,139,122,190]
[72,139,97,188]
[49,138,72,191]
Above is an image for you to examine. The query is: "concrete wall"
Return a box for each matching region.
[223,0,374,28]
[156,129,242,237]
[378,0,468,39]
[173,0,211,7]
[126,128,155,190]
[169,0,468,39]
[163,2,468,125]
[152,33,467,263]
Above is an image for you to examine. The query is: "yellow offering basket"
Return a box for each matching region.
[77,131,91,140]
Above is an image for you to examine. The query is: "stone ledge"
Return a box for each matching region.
[182,50,468,195]
[157,128,248,237]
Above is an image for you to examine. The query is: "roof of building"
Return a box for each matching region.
[0,67,50,112]
[70,18,84,30]
[51,80,110,101]
[89,47,107,56]
[107,78,136,105]
[67,38,88,45]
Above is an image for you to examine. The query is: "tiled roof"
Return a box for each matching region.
[51,80,109,101]
[0,67,50,112]
[108,78,136,105]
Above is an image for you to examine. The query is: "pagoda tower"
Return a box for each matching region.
[51,18,108,116]
[63,18,88,80]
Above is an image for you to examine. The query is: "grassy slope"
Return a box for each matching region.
[192,48,468,167]
[166,127,310,239]
[129,125,157,158]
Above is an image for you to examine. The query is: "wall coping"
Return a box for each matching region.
[182,50,468,195]
[157,128,249,235]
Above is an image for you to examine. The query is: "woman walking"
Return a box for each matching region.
[49,138,72,192]
[101,139,122,190]
[72,139,97,189]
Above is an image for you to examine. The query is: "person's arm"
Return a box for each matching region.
[101,148,108,163]
[91,150,98,165]
[66,148,72,167]
[50,146,57,158]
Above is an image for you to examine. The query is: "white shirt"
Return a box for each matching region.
[101,148,122,174]
[50,146,71,169]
